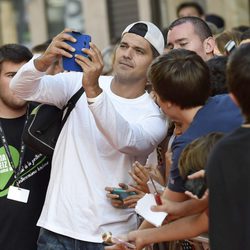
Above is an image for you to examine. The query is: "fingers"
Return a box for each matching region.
[133,161,149,176]
[105,186,120,200]
[187,170,205,179]
[184,190,199,199]
[104,243,127,250]
[89,42,103,63]
[150,197,174,213]
[130,161,149,185]
[49,30,77,58]
[75,42,104,85]
[76,42,103,64]
[185,188,209,200]
[119,183,128,190]
[105,186,129,208]
[123,194,145,208]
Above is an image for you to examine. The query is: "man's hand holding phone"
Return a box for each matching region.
[34,28,78,72]
[105,183,138,208]
[62,31,91,72]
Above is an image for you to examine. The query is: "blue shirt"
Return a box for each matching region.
[168,94,243,192]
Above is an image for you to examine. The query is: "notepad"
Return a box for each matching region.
[135,193,167,227]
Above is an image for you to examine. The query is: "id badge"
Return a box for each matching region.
[7,186,30,203]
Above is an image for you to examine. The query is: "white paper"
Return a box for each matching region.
[135,193,167,227]
[7,186,30,203]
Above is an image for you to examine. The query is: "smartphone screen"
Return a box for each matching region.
[63,31,91,72]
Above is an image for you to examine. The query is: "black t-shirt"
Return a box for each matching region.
[207,127,250,250]
[0,114,51,250]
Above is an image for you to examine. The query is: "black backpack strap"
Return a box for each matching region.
[62,87,85,125]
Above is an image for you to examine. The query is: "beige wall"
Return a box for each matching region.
[162,0,250,29]
[207,0,249,29]
[83,0,153,50]
[27,0,47,46]
[82,0,110,50]
[0,0,249,47]
[0,1,17,45]
[138,0,152,21]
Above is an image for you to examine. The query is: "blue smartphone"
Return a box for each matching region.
[63,31,91,72]
[111,188,136,200]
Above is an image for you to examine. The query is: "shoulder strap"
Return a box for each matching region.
[62,87,85,125]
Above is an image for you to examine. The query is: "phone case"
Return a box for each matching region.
[111,188,136,200]
[184,178,207,199]
[63,31,91,72]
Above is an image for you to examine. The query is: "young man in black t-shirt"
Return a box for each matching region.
[207,44,250,250]
[0,44,51,250]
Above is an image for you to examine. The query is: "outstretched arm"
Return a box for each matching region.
[128,210,208,250]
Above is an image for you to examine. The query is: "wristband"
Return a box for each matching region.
[87,92,103,104]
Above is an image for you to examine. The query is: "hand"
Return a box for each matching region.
[185,189,209,200]
[34,28,77,72]
[75,43,104,98]
[129,161,150,193]
[148,167,165,187]
[187,170,205,179]
[104,234,135,250]
[104,244,128,250]
[150,196,178,214]
[165,149,172,176]
[150,195,188,222]
[184,170,208,200]
[123,186,145,208]
[127,230,150,250]
[105,183,129,209]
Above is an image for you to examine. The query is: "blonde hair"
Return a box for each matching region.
[215,30,242,55]
[178,132,224,179]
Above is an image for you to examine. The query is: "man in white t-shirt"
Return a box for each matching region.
[10,21,167,250]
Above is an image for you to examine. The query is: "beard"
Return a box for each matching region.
[0,93,27,110]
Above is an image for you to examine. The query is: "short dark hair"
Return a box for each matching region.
[150,44,160,58]
[148,49,210,109]
[32,39,52,54]
[0,44,33,72]
[176,2,204,17]
[241,28,250,41]
[232,25,250,33]
[168,16,212,41]
[227,43,250,122]
[206,56,228,96]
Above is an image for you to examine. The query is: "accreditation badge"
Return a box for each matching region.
[7,185,30,203]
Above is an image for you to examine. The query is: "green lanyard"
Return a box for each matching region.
[0,111,29,187]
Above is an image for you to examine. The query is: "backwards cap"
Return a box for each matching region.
[122,21,164,55]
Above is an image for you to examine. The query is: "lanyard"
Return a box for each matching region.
[0,110,29,187]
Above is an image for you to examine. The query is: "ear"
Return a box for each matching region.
[204,37,215,54]
[157,99,174,116]
[165,101,173,108]
[229,93,239,106]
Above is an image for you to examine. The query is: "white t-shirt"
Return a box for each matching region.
[10,58,167,242]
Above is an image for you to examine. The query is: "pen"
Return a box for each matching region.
[149,175,162,205]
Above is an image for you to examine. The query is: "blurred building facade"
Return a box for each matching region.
[0,0,249,49]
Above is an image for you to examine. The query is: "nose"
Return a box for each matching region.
[173,44,181,49]
[123,47,133,58]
